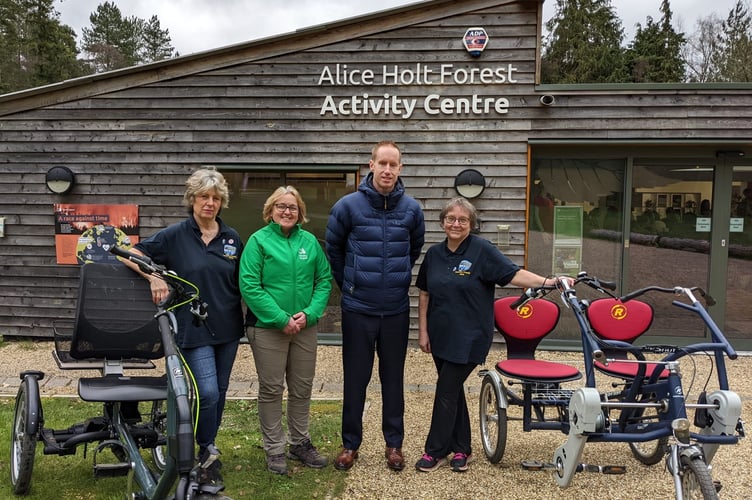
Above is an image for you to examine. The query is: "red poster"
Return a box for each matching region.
[54,204,139,265]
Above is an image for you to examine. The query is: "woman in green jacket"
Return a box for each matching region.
[239,186,333,475]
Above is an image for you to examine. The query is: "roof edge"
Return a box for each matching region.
[0,0,530,116]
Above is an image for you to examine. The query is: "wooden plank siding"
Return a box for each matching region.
[2,0,752,338]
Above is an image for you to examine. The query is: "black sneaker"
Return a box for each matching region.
[415,453,447,472]
[288,439,328,468]
[450,452,473,472]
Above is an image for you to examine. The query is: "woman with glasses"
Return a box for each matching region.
[239,186,332,475]
[414,197,555,474]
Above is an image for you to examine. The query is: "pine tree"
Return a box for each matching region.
[542,0,627,83]
[81,2,176,73]
[81,2,136,72]
[0,0,25,93]
[715,0,752,81]
[0,0,83,94]
[626,0,685,82]
[141,16,177,63]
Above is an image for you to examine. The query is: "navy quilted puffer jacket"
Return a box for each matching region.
[326,173,425,316]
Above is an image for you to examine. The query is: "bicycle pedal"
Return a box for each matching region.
[602,465,627,475]
[94,461,131,478]
[521,460,549,471]
[575,463,626,474]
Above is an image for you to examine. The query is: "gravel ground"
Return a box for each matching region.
[1,342,750,499]
[336,347,752,500]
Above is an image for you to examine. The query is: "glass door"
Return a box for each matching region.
[631,157,752,347]
[723,163,752,342]
[629,161,714,338]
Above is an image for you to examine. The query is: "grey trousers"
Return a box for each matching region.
[247,325,318,456]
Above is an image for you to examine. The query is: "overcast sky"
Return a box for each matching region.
[54,0,740,56]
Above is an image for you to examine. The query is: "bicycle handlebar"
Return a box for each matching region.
[509,272,619,311]
[585,278,734,360]
[110,245,164,276]
[110,246,207,323]
[509,286,549,309]
[619,284,716,308]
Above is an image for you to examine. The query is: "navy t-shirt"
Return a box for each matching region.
[416,234,519,365]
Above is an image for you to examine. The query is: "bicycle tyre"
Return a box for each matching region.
[629,436,668,466]
[479,375,507,464]
[10,379,39,495]
[150,400,168,471]
[680,455,718,500]
[621,394,668,465]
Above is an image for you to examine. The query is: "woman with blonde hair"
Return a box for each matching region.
[240,186,333,475]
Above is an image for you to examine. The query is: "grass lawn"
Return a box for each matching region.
[0,397,345,499]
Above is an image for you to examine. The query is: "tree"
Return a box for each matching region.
[542,0,628,83]
[715,0,752,81]
[81,2,137,72]
[626,0,685,82]
[0,0,25,93]
[0,0,84,94]
[81,1,176,73]
[141,16,178,62]
[683,14,724,82]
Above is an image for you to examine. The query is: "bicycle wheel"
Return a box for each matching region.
[629,437,668,465]
[680,455,718,500]
[479,375,507,464]
[150,400,168,471]
[11,378,40,495]
[620,394,668,465]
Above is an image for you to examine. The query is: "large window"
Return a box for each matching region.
[528,159,625,340]
[221,170,358,334]
[529,154,752,347]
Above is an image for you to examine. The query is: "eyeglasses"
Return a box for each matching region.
[444,216,470,226]
[274,203,299,213]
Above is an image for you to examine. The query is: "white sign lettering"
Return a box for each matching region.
[317,63,519,119]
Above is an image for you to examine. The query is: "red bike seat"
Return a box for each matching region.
[494,296,581,383]
[587,298,668,379]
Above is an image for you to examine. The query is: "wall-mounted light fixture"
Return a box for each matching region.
[454,168,486,199]
[45,166,76,195]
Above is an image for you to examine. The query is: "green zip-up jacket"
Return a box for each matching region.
[239,222,332,330]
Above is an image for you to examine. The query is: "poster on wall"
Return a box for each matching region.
[552,206,583,275]
[53,204,139,265]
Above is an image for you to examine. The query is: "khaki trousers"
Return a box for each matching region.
[247,325,318,456]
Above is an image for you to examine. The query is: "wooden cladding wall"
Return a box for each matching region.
[0,1,538,338]
[2,0,752,338]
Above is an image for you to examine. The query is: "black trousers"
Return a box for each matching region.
[340,309,409,450]
[424,356,477,458]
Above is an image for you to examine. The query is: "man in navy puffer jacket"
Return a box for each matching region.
[326,140,425,472]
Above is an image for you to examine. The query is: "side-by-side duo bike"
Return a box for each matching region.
[479,272,745,499]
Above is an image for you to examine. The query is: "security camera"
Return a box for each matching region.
[539,94,556,106]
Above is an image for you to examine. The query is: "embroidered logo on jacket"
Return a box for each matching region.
[298,248,308,260]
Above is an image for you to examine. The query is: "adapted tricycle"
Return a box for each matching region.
[10,247,230,499]
[479,272,745,499]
